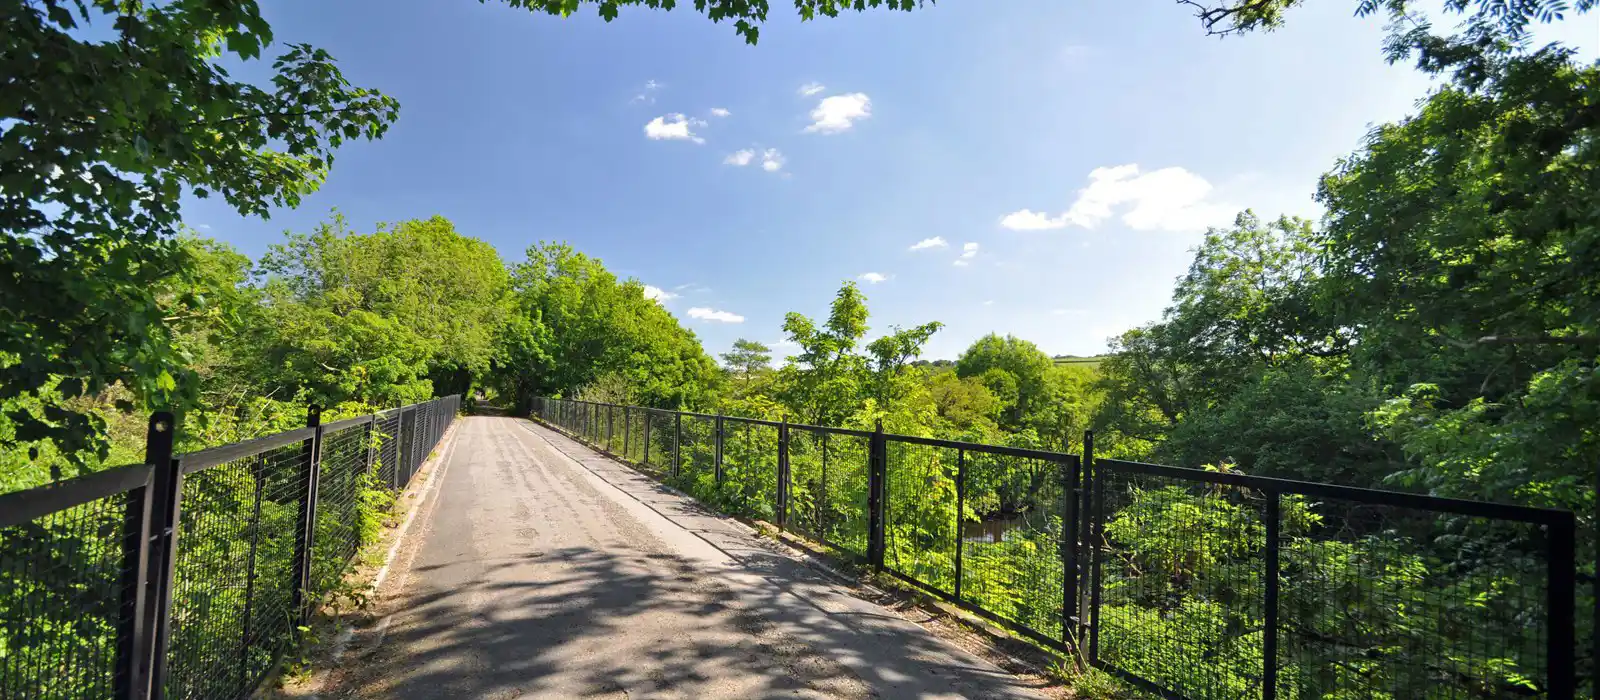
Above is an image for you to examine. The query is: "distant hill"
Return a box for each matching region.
[1051,354,1105,369]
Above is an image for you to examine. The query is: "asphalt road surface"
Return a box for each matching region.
[318,416,1045,699]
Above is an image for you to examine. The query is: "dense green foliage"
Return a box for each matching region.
[492,243,720,412]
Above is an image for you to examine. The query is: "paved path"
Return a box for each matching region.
[322,416,1045,699]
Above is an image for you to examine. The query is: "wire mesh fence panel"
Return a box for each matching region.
[1090,467,1269,700]
[643,410,676,476]
[817,431,871,560]
[670,415,718,500]
[882,439,961,598]
[1276,497,1557,699]
[956,448,1070,646]
[784,426,830,543]
[605,405,621,454]
[715,420,779,521]
[309,422,372,599]
[408,408,424,483]
[596,405,611,448]
[374,411,402,490]
[0,481,138,700]
[166,440,309,700]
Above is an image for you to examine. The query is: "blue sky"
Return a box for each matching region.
[182,0,1598,361]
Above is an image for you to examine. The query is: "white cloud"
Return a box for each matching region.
[909,236,948,251]
[999,209,1070,231]
[953,259,970,267]
[859,272,889,284]
[982,300,995,306]
[710,107,731,118]
[632,79,662,103]
[799,82,826,96]
[644,113,707,144]
[960,242,979,259]
[687,307,745,323]
[760,148,785,172]
[804,93,872,134]
[1000,164,1234,233]
[724,148,784,172]
[643,285,676,303]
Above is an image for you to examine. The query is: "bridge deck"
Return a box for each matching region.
[310,416,1044,699]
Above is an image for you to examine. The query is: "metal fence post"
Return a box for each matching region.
[139,412,181,700]
[819,431,829,540]
[643,410,652,466]
[1086,430,1103,663]
[1264,490,1281,700]
[1080,430,1096,650]
[1062,454,1081,657]
[714,413,725,485]
[290,405,324,628]
[235,445,268,691]
[1547,510,1576,700]
[867,419,886,571]
[113,414,163,700]
[623,406,631,458]
[777,418,790,530]
[953,447,965,603]
[673,412,683,479]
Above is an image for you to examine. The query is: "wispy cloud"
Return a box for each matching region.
[709,107,731,118]
[760,148,785,172]
[804,93,872,134]
[687,307,744,323]
[725,148,784,173]
[644,113,707,144]
[909,236,947,251]
[1000,164,1234,233]
[631,79,662,104]
[799,82,826,96]
[859,272,889,284]
[982,300,995,306]
[953,242,979,266]
[643,285,676,303]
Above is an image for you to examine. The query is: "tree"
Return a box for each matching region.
[2,0,400,467]
[492,242,719,411]
[501,0,929,44]
[1095,212,1341,460]
[778,282,871,426]
[1172,0,1593,37]
[721,339,773,391]
[865,322,944,406]
[234,214,509,407]
[954,334,1054,428]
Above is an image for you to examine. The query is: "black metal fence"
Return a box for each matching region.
[0,395,458,700]
[534,397,1581,700]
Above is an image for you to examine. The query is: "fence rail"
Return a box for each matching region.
[0,394,459,700]
[534,397,1581,700]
